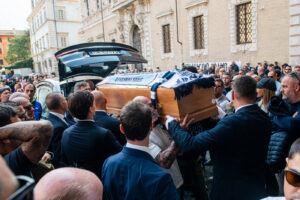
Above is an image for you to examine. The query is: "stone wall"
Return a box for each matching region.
[78,0,291,70]
[290,0,300,66]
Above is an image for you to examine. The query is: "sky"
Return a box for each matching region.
[0,0,32,30]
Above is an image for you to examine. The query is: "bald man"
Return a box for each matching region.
[34,168,103,200]
[9,92,30,101]
[24,84,42,120]
[92,91,126,146]
[12,97,35,120]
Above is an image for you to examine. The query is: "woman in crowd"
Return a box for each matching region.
[256,78,276,114]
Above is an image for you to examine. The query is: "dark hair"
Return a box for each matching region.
[46,93,63,110]
[232,75,257,101]
[120,101,152,141]
[2,101,21,107]
[274,69,281,77]
[182,66,198,73]
[0,105,18,127]
[0,86,11,95]
[24,83,36,91]
[69,91,94,120]
[288,138,300,159]
[215,78,224,87]
[223,72,232,78]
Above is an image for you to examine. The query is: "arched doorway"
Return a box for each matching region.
[132,25,142,53]
[131,25,143,71]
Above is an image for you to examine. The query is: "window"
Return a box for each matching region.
[0,48,2,54]
[46,34,49,48]
[236,2,252,44]
[193,15,204,49]
[40,13,43,24]
[162,24,171,53]
[59,35,67,47]
[43,8,47,20]
[97,0,100,9]
[0,59,3,65]
[57,9,65,20]
[42,37,45,49]
[44,60,48,71]
[48,59,52,68]
[85,0,90,16]
[111,39,116,43]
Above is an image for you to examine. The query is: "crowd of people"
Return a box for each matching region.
[0,61,299,200]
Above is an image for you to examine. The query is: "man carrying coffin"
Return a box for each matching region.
[166,75,271,200]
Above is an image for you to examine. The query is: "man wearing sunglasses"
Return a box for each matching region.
[214,78,230,112]
[263,138,300,200]
[12,97,35,121]
[284,138,300,200]
[24,84,42,120]
[267,72,300,194]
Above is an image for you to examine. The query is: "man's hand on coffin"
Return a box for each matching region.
[165,115,176,130]
[180,114,195,131]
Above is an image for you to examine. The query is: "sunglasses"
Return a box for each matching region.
[285,169,300,187]
[23,105,33,110]
[7,175,35,200]
[215,85,222,88]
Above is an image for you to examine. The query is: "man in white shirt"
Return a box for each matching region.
[45,92,69,167]
[214,78,230,113]
[101,101,179,200]
[133,96,184,189]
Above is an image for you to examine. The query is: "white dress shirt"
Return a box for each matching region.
[49,112,68,125]
[126,143,151,155]
[235,104,253,112]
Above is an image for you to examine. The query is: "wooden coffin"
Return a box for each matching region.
[97,83,218,123]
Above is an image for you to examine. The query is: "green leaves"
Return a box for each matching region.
[4,31,31,65]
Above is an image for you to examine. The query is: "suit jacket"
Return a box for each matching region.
[61,120,122,178]
[64,110,76,125]
[101,147,179,200]
[168,104,271,200]
[47,112,69,167]
[94,111,126,145]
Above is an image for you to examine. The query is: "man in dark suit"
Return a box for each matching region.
[92,91,126,146]
[45,93,69,167]
[61,91,122,178]
[102,101,179,200]
[166,75,271,200]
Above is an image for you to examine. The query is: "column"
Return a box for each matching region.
[290,0,300,66]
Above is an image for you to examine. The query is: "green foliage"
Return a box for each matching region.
[6,58,33,70]
[4,31,31,65]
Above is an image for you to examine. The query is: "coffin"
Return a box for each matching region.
[97,71,218,123]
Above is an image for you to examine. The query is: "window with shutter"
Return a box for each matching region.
[193,15,204,49]
[236,2,252,44]
[162,24,171,53]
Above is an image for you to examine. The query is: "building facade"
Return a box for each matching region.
[0,30,25,67]
[27,0,81,74]
[78,0,300,70]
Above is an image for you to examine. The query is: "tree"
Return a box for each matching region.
[5,31,31,65]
